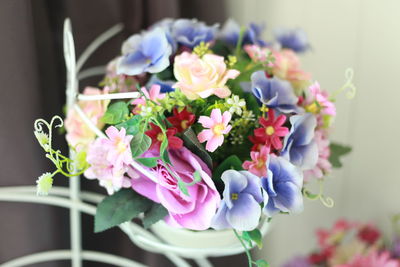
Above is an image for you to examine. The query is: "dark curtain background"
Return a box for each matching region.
[0,0,247,266]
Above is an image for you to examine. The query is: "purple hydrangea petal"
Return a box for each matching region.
[251,71,298,113]
[226,193,261,231]
[210,202,231,230]
[240,171,263,203]
[219,19,266,47]
[117,51,148,76]
[262,155,304,217]
[117,27,172,75]
[274,28,310,53]
[272,182,304,213]
[282,114,318,170]
[172,19,218,48]
[221,170,248,209]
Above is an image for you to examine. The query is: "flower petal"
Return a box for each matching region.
[226,193,261,231]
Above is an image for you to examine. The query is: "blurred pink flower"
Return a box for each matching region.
[197,108,232,152]
[173,52,240,100]
[129,147,220,230]
[84,126,133,194]
[335,250,400,267]
[243,145,270,177]
[304,130,332,181]
[105,57,139,92]
[272,49,311,94]
[65,87,109,151]
[305,82,336,116]
[244,44,272,64]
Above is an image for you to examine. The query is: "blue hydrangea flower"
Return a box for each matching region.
[150,18,178,53]
[211,170,263,231]
[251,70,299,113]
[117,27,172,76]
[274,28,310,53]
[171,18,218,48]
[281,114,318,170]
[219,19,266,47]
[262,155,303,217]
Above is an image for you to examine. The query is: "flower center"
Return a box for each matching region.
[305,102,320,114]
[213,123,225,135]
[181,120,189,130]
[257,159,265,169]
[146,58,152,64]
[231,193,239,200]
[115,137,127,153]
[265,126,275,136]
[157,133,164,142]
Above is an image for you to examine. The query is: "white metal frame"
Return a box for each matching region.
[0,19,270,267]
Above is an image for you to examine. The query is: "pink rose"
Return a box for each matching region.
[129,147,220,230]
[173,52,240,100]
[65,87,109,151]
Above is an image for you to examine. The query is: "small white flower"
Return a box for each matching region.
[226,95,246,115]
[140,105,153,117]
[36,172,54,196]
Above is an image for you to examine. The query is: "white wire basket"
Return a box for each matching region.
[0,18,270,267]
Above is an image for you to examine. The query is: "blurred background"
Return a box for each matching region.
[0,0,399,266]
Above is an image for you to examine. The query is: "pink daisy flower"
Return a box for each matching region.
[242,145,271,177]
[197,109,232,152]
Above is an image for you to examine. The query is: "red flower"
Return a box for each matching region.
[308,247,334,265]
[249,134,265,151]
[167,107,196,132]
[358,224,381,245]
[253,109,289,150]
[145,123,183,150]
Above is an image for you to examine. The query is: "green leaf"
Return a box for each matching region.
[130,132,152,158]
[243,92,261,116]
[329,142,352,168]
[116,115,142,135]
[160,138,171,164]
[212,155,243,180]
[255,259,270,267]
[101,102,129,125]
[156,66,174,81]
[244,229,263,249]
[136,157,159,168]
[142,203,168,229]
[177,181,189,196]
[182,127,213,170]
[94,189,153,233]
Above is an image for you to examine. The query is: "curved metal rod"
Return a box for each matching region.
[0,186,104,203]
[0,189,270,258]
[77,65,106,80]
[76,23,123,72]
[1,250,146,267]
[0,192,191,267]
[77,92,140,101]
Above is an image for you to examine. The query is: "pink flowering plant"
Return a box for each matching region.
[33,18,354,267]
[282,217,400,267]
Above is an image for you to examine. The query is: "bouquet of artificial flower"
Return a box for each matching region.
[282,217,400,267]
[34,18,352,266]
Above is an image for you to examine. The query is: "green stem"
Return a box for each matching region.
[235,26,246,57]
[233,229,253,267]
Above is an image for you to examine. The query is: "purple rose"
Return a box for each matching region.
[129,147,220,230]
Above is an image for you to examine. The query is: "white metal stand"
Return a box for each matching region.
[0,19,270,267]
